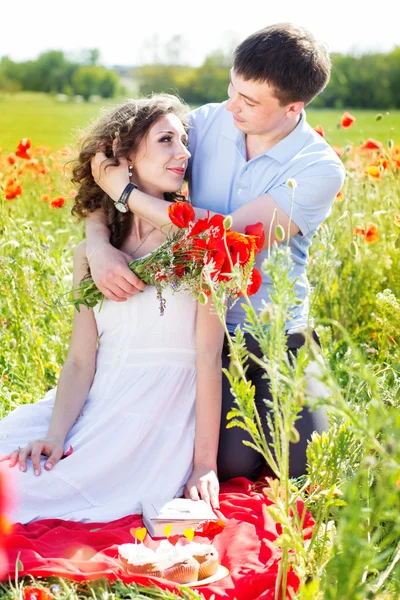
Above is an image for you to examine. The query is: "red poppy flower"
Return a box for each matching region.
[246,268,262,296]
[244,222,265,252]
[23,586,53,600]
[365,165,381,180]
[340,112,356,128]
[15,138,32,160]
[50,197,65,208]
[189,213,225,241]
[314,125,325,137]
[168,201,195,228]
[4,177,23,200]
[173,265,185,278]
[196,519,225,536]
[205,246,228,277]
[225,231,253,265]
[189,237,208,262]
[365,223,379,243]
[354,226,365,236]
[335,190,344,202]
[7,153,16,165]
[0,467,14,577]
[360,138,382,151]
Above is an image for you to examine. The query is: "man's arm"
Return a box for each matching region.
[90,152,298,247]
[89,152,344,299]
[86,209,146,302]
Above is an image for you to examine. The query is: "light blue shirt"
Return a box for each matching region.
[188,102,345,333]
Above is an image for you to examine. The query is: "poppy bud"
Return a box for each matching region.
[275,224,285,241]
[388,139,394,150]
[375,113,383,121]
[260,304,274,324]
[223,215,233,230]
[289,426,300,443]
[229,359,242,378]
[198,292,208,305]
[349,241,358,257]
[10,339,17,349]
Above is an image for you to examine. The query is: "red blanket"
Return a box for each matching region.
[1,478,314,600]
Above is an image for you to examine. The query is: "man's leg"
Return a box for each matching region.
[217,332,329,482]
[217,336,265,482]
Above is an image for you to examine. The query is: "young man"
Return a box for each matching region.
[86,23,345,497]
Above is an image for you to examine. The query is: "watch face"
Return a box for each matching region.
[115,202,128,213]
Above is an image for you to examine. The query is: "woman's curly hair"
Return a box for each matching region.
[71,93,189,250]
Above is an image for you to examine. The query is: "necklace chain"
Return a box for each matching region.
[129,227,156,256]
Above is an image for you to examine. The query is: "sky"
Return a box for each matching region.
[2,0,398,67]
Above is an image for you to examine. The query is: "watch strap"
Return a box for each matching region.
[116,182,137,210]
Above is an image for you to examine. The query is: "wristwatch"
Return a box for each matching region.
[114,182,138,213]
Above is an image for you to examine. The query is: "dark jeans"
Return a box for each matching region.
[217,331,329,482]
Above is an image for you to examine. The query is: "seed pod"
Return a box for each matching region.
[289,426,300,443]
[349,240,358,257]
[198,292,208,305]
[229,359,242,378]
[286,178,297,189]
[275,224,285,241]
[223,215,233,230]
[260,304,273,324]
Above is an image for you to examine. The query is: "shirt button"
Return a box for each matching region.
[0,432,7,440]
[237,188,242,195]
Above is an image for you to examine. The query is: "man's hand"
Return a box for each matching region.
[91,151,130,201]
[184,464,220,509]
[89,243,146,301]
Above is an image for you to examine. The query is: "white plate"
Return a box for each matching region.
[183,565,230,587]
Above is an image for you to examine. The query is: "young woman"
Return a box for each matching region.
[0,94,223,523]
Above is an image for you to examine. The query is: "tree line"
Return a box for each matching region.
[1,46,400,108]
[0,49,121,100]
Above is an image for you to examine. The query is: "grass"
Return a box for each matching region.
[1,92,399,152]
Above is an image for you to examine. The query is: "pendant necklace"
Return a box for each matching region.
[129,227,156,256]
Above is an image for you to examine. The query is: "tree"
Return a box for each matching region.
[72,65,119,100]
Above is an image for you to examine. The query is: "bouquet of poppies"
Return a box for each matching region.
[75,202,264,315]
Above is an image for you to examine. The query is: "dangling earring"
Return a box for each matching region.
[128,164,133,181]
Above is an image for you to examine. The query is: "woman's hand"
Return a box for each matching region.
[91,151,130,201]
[1,437,66,475]
[184,464,220,510]
[89,243,146,301]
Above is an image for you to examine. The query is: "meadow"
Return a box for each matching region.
[1,92,399,151]
[0,92,400,599]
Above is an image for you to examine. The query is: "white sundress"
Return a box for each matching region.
[0,283,198,524]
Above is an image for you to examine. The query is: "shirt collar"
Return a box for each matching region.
[264,110,308,164]
[222,108,309,164]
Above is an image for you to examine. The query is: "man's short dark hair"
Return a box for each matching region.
[233,23,331,106]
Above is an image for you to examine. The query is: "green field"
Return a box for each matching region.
[1,92,400,599]
[1,92,399,152]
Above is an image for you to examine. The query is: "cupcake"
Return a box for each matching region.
[118,543,163,578]
[188,543,219,580]
[163,556,200,583]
